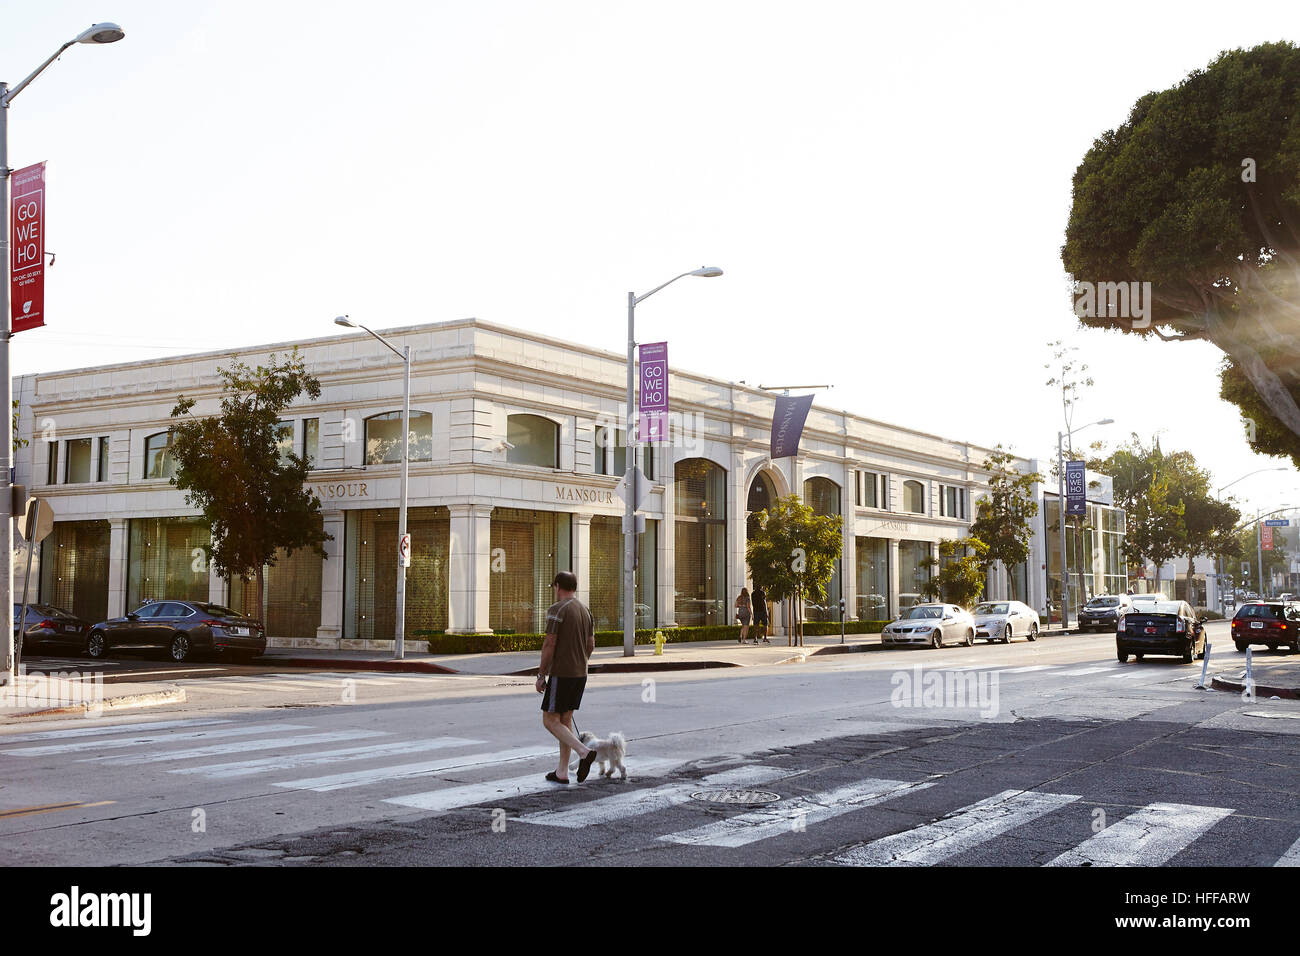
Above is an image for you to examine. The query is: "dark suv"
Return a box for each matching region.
[88,601,266,662]
[1231,601,1300,653]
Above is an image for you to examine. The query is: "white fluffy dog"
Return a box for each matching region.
[578,731,628,780]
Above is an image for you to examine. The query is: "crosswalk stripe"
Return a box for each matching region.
[273,745,558,792]
[1110,672,1151,680]
[1060,667,1115,676]
[0,722,309,757]
[516,766,790,829]
[0,718,232,743]
[78,730,389,764]
[1000,665,1056,674]
[1045,802,1234,866]
[1275,836,1300,866]
[384,757,683,813]
[168,736,484,779]
[832,789,1081,866]
[658,777,936,849]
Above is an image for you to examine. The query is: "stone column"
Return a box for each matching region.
[729,448,746,602]
[208,558,226,606]
[573,514,593,607]
[448,503,493,634]
[107,518,128,617]
[888,537,901,619]
[316,510,346,646]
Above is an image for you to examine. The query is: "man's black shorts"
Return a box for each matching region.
[541,676,587,713]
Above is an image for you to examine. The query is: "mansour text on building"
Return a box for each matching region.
[13,319,1126,649]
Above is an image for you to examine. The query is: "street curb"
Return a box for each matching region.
[260,657,459,675]
[5,687,187,720]
[1209,676,1300,700]
[508,660,744,676]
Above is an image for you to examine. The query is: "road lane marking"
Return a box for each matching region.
[832,789,1081,866]
[168,736,485,779]
[383,757,682,812]
[1045,803,1234,867]
[1000,665,1057,674]
[0,800,116,820]
[0,718,233,743]
[1,723,310,757]
[79,730,390,764]
[273,746,560,792]
[657,777,936,849]
[1060,667,1115,676]
[516,766,790,828]
[1275,835,1300,866]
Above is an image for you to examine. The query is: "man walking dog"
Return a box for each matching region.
[537,571,600,784]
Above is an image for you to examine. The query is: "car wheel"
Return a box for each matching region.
[1004,625,1013,644]
[85,631,106,659]
[1292,638,1300,654]
[169,633,192,663]
[1235,640,1247,653]
[1117,649,1129,662]
[1027,624,1038,642]
[1182,642,1194,664]
[964,629,974,647]
[931,629,942,649]
[1268,644,1278,652]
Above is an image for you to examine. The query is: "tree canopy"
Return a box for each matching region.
[969,447,1040,601]
[921,537,989,608]
[745,493,841,647]
[1062,41,1300,453]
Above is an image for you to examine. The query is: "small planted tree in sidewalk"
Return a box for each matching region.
[746,494,841,646]
[169,349,332,629]
[921,538,989,608]
[969,447,1040,601]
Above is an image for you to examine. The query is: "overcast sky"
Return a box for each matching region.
[5,0,1300,518]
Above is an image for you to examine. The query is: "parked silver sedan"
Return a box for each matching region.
[971,600,1040,643]
[882,603,976,649]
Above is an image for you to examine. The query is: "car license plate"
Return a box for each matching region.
[63,624,76,632]
[230,626,249,636]
[1251,621,1264,629]
[1144,626,1157,634]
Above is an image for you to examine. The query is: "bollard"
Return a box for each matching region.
[839,598,846,645]
[1243,646,1255,701]
[1195,642,1211,690]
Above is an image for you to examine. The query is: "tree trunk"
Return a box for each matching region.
[1187,554,1196,607]
[255,564,266,636]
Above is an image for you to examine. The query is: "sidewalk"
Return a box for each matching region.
[1209,652,1300,700]
[0,670,185,720]
[261,625,1080,676]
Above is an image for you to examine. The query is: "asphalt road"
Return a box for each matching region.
[3,622,1298,868]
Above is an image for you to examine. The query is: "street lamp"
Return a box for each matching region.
[335,316,410,659]
[623,267,722,657]
[1215,467,1288,611]
[1,22,125,686]
[1057,417,1113,631]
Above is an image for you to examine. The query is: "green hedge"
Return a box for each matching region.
[417,620,891,654]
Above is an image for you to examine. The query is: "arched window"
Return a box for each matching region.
[365,411,433,465]
[803,476,841,517]
[675,458,727,626]
[144,431,176,480]
[903,480,926,514]
[506,414,559,468]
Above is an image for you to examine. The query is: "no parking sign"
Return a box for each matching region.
[399,533,411,567]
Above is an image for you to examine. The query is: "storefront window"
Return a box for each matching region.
[489,508,572,634]
[898,540,932,610]
[855,536,889,620]
[803,477,842,621]
[40,520,111,624]
[365,411,433,465]
[127,517,212,607]
[507,415,560,468]
[589,515,656,630]
[345,506,450,639]
[675,458,726,626]
[1044,497,1129,616]
[228,546,324,638]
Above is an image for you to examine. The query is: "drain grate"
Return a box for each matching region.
[690,789,781,805]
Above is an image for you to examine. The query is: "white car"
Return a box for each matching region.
[882,603,976,649]
[971,601,1040,643]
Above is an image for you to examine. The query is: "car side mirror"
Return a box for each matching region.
[126,613,138,620]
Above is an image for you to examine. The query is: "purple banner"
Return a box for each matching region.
[638,341,668,443]
[1065,460,1086,516]
[770,393,814,460]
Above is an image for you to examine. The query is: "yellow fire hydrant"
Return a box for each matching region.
[653,630,667,656]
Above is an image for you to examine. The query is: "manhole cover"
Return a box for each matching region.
[690,789,781,805]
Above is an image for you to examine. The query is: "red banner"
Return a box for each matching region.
[1262,523,1274,551]
[10,162,47,333]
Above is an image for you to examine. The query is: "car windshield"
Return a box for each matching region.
[974,603,1009,615]
[1087,597,1120,607]
[1236,604,1284,620]
[907,606,943,619]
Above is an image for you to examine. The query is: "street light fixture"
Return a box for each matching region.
[334,316,411,659]
[1057,417,1113,631]
[1,22,125,687]
[623,267,722,658]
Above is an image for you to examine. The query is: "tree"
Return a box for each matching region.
[1091,436,1187,589]
[969,447,1040,601]
[1044,340,1094,461]
[745,494,841,647]
[1234,522,1289,593]
[169,349,331,630]
[1177,485,1240,606]
[11,399,27,454]
[1062,41,1300,452]
[921,537,989,608]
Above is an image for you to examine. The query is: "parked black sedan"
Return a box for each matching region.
[13,603,93,656]
[88,601,266,662]
[1116,600,1206,663]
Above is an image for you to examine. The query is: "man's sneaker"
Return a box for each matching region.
[577,748,599,782]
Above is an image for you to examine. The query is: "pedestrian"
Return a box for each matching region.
[735,586,752,643]
[536,570,600,785]
[752,585,770,643]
